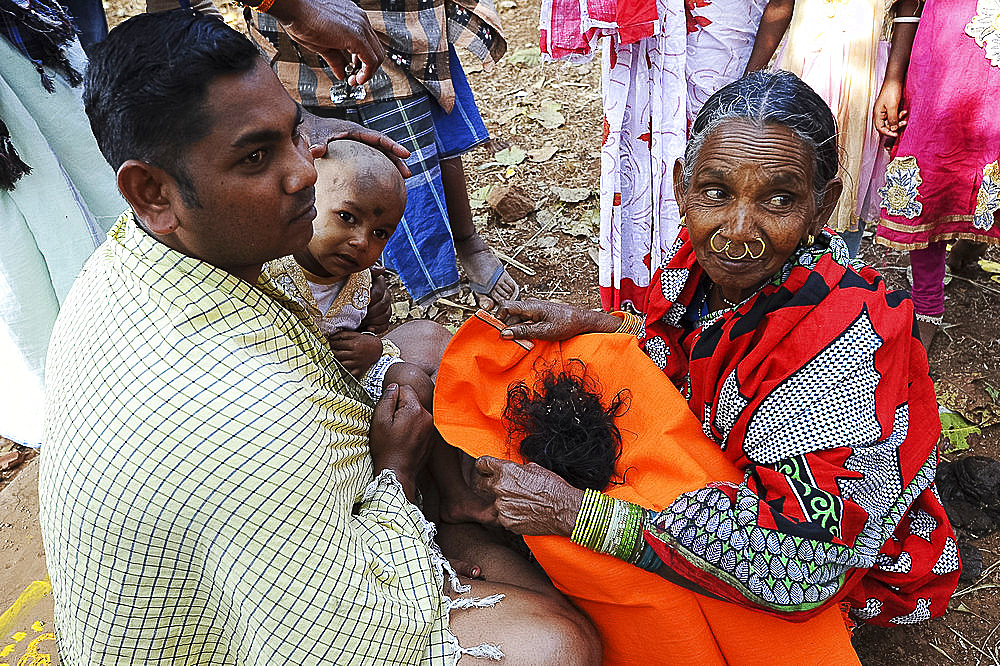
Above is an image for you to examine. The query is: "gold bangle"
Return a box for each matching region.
[611,311,644,337]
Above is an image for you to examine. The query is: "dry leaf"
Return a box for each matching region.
[527,102,565,130]
[497,108,522,125]
[507,47,540,67]
[979,259,1000,273]
[391,301,410,321]
[534,236,559,248]
[551,186,591,203]
[498,0,517,9]
[529,146,559,162]
[562,209,598,237]
[469,185,493,209]
[494,146,527,166]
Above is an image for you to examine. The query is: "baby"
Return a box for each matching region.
[268,140,442,406]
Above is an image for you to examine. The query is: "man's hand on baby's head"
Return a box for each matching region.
[302,112,411,178]
[326,330,384,377]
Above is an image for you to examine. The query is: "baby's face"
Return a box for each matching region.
[307,174,403,279]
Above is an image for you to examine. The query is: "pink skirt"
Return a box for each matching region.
[876,0,1000,251]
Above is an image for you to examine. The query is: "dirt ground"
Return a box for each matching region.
[2,1,999,664]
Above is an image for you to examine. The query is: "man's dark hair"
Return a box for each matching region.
[84,10,261,207]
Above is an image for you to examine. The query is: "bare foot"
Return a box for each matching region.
[455,233,519,310]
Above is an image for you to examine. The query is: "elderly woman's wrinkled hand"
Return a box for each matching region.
[497,299,620,341]
[472,456,583,537]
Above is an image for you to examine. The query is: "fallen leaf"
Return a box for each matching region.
[551,186,591,203]
[587,247,600,266]
[992,275,1000,285]
[561,209,598,237]
[527,101,564,130]
[497,108,523,125]
[507,46,540,67]
[498,0,517,9]
[979,259,1000,273]
[535,208,558,229]
[534,235,559,248]
[529,145,559,162]
[939,408,979,452]
[469,185,493,209]
[391,301,410,321]
[494,146,527,166]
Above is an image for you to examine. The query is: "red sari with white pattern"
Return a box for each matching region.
[636,228,960,625]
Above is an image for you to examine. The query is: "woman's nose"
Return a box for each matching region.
[724,201,756,240]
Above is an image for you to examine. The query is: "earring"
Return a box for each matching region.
[678,215,687,228]
[806,234,815,246]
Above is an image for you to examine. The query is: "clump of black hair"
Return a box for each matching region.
[503,359,630,491]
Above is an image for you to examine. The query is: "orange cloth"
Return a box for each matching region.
[434,313,861,665]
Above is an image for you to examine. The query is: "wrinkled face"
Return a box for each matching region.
[676,120,837,301]
[303,162,404,280]
[169,59,317,281]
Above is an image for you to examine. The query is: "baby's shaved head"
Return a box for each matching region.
[317,140,406,206]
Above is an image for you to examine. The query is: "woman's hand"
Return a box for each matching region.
[873,80,908,138]
[472,456,584,537]
[496,299,621,341]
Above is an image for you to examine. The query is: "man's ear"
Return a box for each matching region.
[673,159,686,217]
[116,160,180,235]
[812,177,844,234]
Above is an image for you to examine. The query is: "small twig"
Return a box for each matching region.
[948,272,1000,296]
[435,298,477,312]
[952,583,1000,598]
[930,642,957,663]
[495,250,537,276]
[545,280,562,300]
[947,625,1000,665]
[509,216,558,261]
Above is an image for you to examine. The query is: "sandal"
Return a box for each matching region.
[469,263,520,310]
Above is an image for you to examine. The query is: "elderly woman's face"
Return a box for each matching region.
[676,120,837,301]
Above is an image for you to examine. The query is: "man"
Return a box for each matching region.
[39,11,598,664]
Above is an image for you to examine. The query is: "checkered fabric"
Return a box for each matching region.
[39,212,462,664]
[246,0,504,112]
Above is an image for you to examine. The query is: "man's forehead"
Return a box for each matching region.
[197,59,298,145]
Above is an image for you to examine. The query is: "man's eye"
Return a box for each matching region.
[704,188,726,201]
[768,194,793,206]
[244,149,266,165]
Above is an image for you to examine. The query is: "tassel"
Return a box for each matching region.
[458,643,505,661]
[0,120,31,191]
[447,593,505,611]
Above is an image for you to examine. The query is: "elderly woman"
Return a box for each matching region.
[436,70,959,660]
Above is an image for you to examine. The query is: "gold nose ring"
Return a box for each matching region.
[747,237,766,259]
[725,243,750,260]
[709,229,730,253]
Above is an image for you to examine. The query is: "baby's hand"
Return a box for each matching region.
[327,330,384,378]
[360,267,392,334]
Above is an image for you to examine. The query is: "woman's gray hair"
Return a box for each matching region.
[682,70,840,207]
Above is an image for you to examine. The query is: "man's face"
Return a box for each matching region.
[168,59,317,281]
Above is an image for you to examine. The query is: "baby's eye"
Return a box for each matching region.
[338,211,356,224]
[373,229,389,240]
